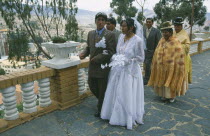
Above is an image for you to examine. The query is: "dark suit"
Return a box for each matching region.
[82,29,116,112]
[143,27,161,83]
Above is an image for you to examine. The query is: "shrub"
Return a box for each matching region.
[51,36,67,43]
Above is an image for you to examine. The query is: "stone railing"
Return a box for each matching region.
[190,38,210,56]
[0,59,90,133]
[77,59,91,99]
[0,67,57,132]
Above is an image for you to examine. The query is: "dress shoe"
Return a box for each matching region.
[161,97,167,101]
[169,98,175,103]
[144,81,148,85]
[94,111,101,117]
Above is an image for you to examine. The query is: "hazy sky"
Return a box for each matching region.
[77,0,210,12]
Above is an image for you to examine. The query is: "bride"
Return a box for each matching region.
[101,18,145,129]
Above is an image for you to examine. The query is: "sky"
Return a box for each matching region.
[77,0,210,12]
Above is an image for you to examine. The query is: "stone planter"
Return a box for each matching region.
[41,41,81,69]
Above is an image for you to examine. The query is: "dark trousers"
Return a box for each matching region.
[144,58,152,83]
[88,77,108,112]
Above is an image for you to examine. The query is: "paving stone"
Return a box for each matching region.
[144,129,172,136]
[195,119,210,128]
[176,123,202,136]
[171,130,190,136]
[0,126,38,136]
[191,107,210,119]
[152,103,186,115]
[92,119,108,129]
[197,98,210,106]
[143,114,162,123]
[136,122,157,133]
[174,115,193,122]
[188,89,210,99]
[158,120,177,129]
[96,125,126,136]
[165,99,195,111]
[179,97,200,106]
[121,130,144,136]
[82,114,99,123]
[149,109,172,121]
[66,120,97,136]
[201,126,210,136]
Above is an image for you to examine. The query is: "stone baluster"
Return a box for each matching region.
[78,68,85,95]
[21,82,37,113]
[38,78,51,107]
[84,67,89,91]
[198,41,203,53]
[1,86,19,120]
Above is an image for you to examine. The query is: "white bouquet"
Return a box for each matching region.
[101,54,129,69]
[95,37,106,48]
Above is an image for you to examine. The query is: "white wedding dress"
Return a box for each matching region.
[101,34,145,129]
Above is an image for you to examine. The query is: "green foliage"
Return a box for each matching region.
[203,26,209,31]
[0,103,23,119]
[65,15,79,41]
[52,36,67,43]
[0,68,6,75]
[154,0,207,27]
[137,12,145,25]
[7,29,30,62]
[0,0,79,60]
[30,35,44,44]
[17,102,23,112]
[0,110,4,119]
[110,0,138,23]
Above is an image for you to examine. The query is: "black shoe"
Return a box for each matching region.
[94,111,101,117]
[144,81,148,85]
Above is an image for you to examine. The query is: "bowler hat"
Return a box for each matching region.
[161,21,173,30]
[173,17,184,25]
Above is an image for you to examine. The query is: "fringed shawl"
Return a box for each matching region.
[148,36,186,94]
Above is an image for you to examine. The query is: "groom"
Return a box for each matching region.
[79,12,116,117]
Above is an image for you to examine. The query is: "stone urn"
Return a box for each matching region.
[41,41,81,69]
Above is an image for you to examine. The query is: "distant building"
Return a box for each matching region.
[0,59,26,74]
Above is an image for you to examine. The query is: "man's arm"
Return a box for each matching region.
[79,32,90,59]
[155,29,162,49]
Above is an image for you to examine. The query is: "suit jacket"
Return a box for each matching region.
[143,27,162,60]
[112,29,121,42]
[82,29,117,78]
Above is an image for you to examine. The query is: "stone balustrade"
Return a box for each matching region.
[190,38,210,55]
[0,59,90,132]
[0,38,210,133]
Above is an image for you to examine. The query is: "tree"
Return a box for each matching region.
[0,68,6,75]
[64,1,79,41]
[7,28,30,65]
[154,0,207,32]
[136,0,147,24]
[203,26,209,31]
[65,15,79,41]
[0,0,79,60]
[110,0,138,23]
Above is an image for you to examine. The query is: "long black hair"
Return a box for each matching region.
[120,18,136,34]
